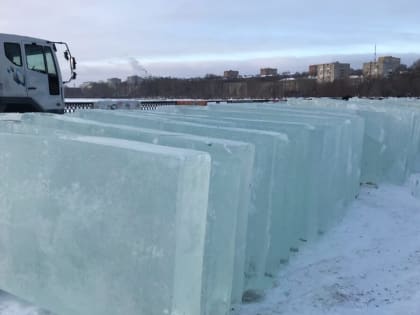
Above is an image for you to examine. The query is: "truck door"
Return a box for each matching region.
[23,42,63,112]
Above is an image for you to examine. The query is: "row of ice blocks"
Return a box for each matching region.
[71,109,364,296]
[0,106,365,315]
[283,98,420,184]
[0,114,254,315]
[5,98,418,315]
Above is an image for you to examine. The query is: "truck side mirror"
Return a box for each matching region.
[64,51,69,60]
[71,57,77,70]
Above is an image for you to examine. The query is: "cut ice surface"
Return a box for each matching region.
[0,132,210,315]
[19,113,255,315]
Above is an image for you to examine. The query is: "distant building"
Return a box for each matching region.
[316,62,350,82]
[127,75,143,85]
[223,70,239,80]
[260,68,278,77]
[363,62,378,78]
[309,65,318,77]
[107,78,122,88]
[363,56,401,78]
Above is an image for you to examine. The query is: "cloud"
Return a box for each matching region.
[2,0,420,84]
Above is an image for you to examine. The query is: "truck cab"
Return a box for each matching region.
[0,33,76,114]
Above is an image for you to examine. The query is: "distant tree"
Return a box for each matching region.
[410,59,420,72]
[397,64,408,72]
[204,74,221,79]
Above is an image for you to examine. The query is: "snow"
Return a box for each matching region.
[0,291,51,315]
[1,183,419,315]
[237,183,420,315]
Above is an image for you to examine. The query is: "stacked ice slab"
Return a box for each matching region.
[0,115,212,315]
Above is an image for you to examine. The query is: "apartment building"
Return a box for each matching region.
[309,65,318,77]
[363,56,401,78]
[316,62,350,82]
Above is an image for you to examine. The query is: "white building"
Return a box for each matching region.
[363,56,401,78]
[316,62,350,82]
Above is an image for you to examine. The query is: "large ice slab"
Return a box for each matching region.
[18,113,255,315]
[0,132,210,315]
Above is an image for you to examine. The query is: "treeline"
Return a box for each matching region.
[65,62,420,99]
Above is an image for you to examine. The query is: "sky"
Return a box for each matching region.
[1,0,420,85]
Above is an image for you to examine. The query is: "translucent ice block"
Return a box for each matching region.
[0,132,210,315]
[20,113,255,315]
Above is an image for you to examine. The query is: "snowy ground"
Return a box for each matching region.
[0,184,419,315]
[0,291,51,315]
[239,183,420,315]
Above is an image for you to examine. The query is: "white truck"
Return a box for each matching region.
[0,33,76,114]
